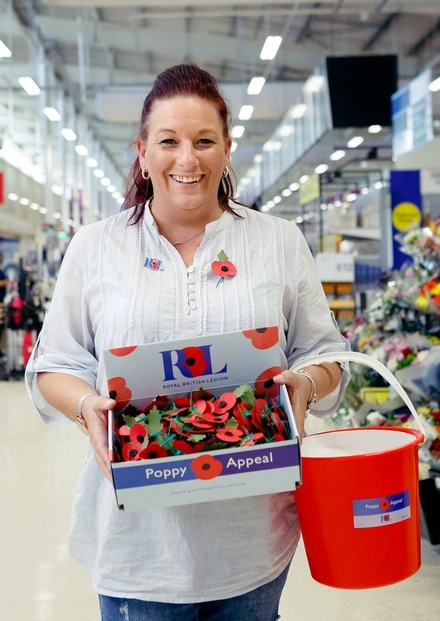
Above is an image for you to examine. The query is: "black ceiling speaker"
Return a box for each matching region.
[325,55,398,128]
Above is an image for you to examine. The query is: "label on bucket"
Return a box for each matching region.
[353,491,410,529]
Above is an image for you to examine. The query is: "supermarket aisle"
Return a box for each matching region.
[1,381,439,621]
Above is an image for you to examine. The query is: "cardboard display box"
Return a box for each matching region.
[103,327,301,511]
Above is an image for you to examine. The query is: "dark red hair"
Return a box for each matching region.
[123,64,242,224]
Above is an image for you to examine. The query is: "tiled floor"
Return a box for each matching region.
[1,381,439,621]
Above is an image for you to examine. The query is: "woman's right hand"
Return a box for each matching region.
[81,396,117,482]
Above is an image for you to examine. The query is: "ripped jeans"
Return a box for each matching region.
[98,563,289,621]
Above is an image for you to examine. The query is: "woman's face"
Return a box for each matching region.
[137,96,232,216]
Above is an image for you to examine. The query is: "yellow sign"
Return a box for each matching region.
[299,173,320,206]
[392,202,422,232]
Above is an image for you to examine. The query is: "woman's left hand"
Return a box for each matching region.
[272,370,312,442]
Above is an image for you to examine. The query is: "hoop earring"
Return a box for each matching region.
[141,169,150,181]
[222,167,229,178]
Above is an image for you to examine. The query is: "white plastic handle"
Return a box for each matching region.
[290,351,426,440]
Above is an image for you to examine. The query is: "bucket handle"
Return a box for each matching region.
[290,351,426,440]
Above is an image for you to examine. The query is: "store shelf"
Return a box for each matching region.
[327,228,381,240]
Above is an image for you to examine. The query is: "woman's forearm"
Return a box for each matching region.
[37,372,98,422]
[299,362,342,401]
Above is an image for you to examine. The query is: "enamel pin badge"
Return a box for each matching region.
[144,257,163,270]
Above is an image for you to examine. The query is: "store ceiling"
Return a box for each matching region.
[1,0,440,201]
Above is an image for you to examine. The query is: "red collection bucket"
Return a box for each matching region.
[290,352,426,589]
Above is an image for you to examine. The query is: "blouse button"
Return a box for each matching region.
[189,303,196,310]
[187,266,194,273]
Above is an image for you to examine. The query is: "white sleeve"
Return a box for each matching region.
[283,224,351,418]
[25,228,99,425]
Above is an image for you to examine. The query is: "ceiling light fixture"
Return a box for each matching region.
[273,195,282,204]
[7,193,19,201]
[291,104,307,119]
[347,136,364,148]
[43,107,61,122]
[75,145,88,156]
[260,35,283,60]
[19,197,30,205]
[330,150,346,161]
[0,40,12,57]
[247,77,266,95]
[299,175,309,184]
[281,189,292,197]
[61,128,77,141]
[429,77,440,92]
[94,169,105,178]
[101,177,111,186]
[253,154,263,163]
[306,75,324,92]
[18,76,40,96]
[231,141,238,152]
[315,164,329,174]
[279,124,294,137]
[368,125,382,134]
[86,157,98,168]
[238,105,254,121]
[30,202,39,210]
[231,125,245,138]
[289,182,300,191]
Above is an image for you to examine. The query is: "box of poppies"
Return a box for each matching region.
[103,327,301,511]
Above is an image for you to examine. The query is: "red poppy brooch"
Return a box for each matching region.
[211,250,236,287]
[112,383,290,463]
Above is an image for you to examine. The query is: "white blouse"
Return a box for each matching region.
[26,203,350,603]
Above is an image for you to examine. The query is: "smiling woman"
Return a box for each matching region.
[26,62,350,621]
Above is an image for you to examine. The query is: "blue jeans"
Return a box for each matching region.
[98,563,290,621]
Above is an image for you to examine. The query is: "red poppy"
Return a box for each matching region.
[188,417,216,431]
[242,327,278,350]
[216,428,244,442]
[129,423,148,446]
[117,424,131,437]
[107,376,132,411]
[173,440,195,455]
[174,396,191,407]
[192,399,207,414]
[138,443,169,459]
[233,403,252,432]
[214,392,236,414]
[204,401,215,414]
[254,366,282,398]
[380,499,390,512]
[203,410,229,424]
[241,432,264,447]
[211,250,236,286]
[122,442,142,461]
[180,347,208,377]
[190,454,223,480]
[108,345,137,357]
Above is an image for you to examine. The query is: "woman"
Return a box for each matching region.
[26,64,350,620]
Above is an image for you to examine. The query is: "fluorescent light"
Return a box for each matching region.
[289,182,299,191]
[279,124,294,137]
[261,205,270,212]
[101,177,111,186]
[241,177,250,185]
[43,107,61,122]
[247,77,266,95]
[52,184,62,195]
[299,175,309,184]
[273,195,282,204]
[238,105,254,121]
[231,141,238,153]
[291,104,307,118]
[260,35,283,60]
[368,125,382,134]
[320,203,328,210]
[19,197,30,205]
[253,154,263,163]
[30,202,39,210]
[61,128,77,141]
[75,145,88,156]
[305,75,324,92]
[281,189,292,197]
[7,193,19,201]
[361,187,370,195]
[330,150,346,161]
[374,181,383,189]
[18,76,40,96]
[334,200,342,207]
[112,192,121,199]
[39,207,47,214]
[107,185,116,192]
[346,193,357,202]
[94,169,105,178]
[272,141,282,151]
[347,136,364,148]
[54,212,61,219]
[315,164,328,174]
[429,77,440,92]
[0,40,12,58]
[266,200,275,208]
[87,157,98,168]
[360,160,368,168]
[231,125,245,138]
[295,216,304,224]
[117,197,124,205]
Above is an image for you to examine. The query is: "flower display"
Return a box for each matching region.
[112,383,291,463]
